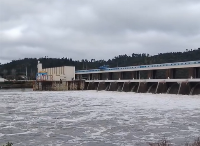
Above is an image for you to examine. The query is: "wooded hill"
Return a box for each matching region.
[0,48,200,80]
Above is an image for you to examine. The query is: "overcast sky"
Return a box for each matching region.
[0,0,200,64]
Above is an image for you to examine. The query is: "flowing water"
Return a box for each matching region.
[0,89,200,146]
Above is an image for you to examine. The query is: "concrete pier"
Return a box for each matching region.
[33,80,85,91]
[33,79,200,95]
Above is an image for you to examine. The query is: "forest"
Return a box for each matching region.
[0,48,200,80]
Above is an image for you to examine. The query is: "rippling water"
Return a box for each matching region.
[0,89,200,146]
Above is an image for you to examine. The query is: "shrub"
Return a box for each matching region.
[2,142,13,146]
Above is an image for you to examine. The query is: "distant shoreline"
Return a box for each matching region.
[0,81,33,89]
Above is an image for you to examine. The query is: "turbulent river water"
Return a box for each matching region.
[0,89,200,146]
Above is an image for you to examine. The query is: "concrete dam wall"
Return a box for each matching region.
[33,80,200,95]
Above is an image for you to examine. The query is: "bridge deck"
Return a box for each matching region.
[75,60,200,74]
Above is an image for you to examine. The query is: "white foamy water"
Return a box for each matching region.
[0,89,200,146]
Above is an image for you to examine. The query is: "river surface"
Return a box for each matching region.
[0,89,200,146]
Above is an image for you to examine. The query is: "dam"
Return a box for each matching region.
[33,60,200,95]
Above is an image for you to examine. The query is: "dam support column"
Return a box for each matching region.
[79,74,83,80]
[134,71,140,79]
[137,82,147,93]
[156,82,168,94]
[117,82,124,91]
[87,74,92,80]
[79,81,85,90]
[112,72,124,80]
[109,72,113,80]
[188,67,199,78]
[92,74,99,80]
[123,82,133,92]
[105,82,111,91]
[147,82,158,93]
[190,82,200,95]
[102,73,109,80]
[75,74,79,80]
[77,74,82,80]
[98,82,107,91]
[148,70,157,79]
[130,72,135,79]
[109,82,118,91]
[166,82,180,94]
[121,72,124,79]
[115,72,122,80]
[178,82,191,95]
[98,73,103,80]
[198,68,200,78]
[166,69,176,79]
[87,82,98,90]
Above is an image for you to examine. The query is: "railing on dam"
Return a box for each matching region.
[75,60,200,74]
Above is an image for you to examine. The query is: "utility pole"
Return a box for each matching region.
[26,66,27,80]
[30,68,32,80]
[82,62,84,70]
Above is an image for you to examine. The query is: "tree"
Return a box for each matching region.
[2,142,13,146]
[11,69,16,79]
[2,69,7,78]
[30,70,36,80]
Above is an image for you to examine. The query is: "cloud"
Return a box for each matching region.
[0,0,200,64]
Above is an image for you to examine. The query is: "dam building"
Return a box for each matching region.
[33,60,200,95]
[36,61,75,81]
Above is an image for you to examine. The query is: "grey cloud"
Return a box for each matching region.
[0,0,200,64]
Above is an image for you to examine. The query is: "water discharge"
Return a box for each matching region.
[0,89,200,145]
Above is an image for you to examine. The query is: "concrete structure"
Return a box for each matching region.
[37,61,75,81]
[75,60,200,80]
[34,60,200,95]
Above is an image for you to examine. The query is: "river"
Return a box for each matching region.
[0,89,199,146]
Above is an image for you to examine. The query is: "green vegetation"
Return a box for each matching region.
[0,48,200,80]
[2,142,13,146]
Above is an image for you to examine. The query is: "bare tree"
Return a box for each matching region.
[30,70,36,80]
[2,69,7,78]
[11,69,16,80]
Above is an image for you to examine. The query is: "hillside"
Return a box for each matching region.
[0,48,200,80]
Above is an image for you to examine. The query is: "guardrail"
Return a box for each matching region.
[75,60,200,73]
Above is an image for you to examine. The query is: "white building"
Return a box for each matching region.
[37,61,75,81]
[0,77,5,82]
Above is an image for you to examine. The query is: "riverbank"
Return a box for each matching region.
[0,81,33,89]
